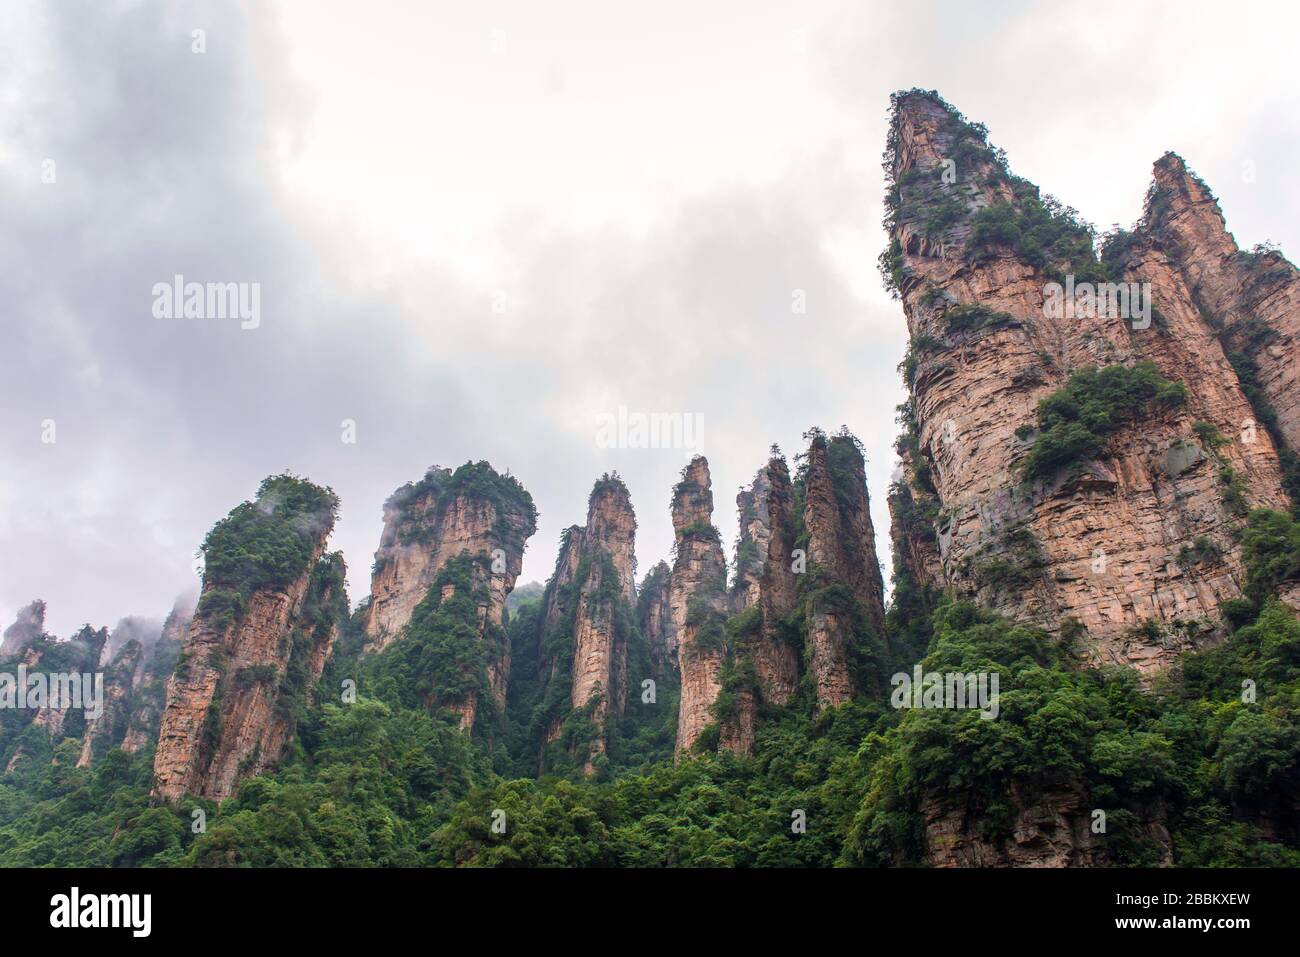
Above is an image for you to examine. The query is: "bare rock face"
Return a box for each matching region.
[886,91,1289,673]
[672,457,729,756]
[152,477,342,803]
[802,433,889,709]
[919,785,1172,868]
[0,600,47,660]
[537,476,638,773]
[1145,153,1300,457]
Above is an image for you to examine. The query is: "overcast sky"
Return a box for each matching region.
[3,0,1298,637]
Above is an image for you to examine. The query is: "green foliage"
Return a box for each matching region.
[965,187,1103,284]
[847,598,1300,867]
[1240,509,1300,606]
[1177,536,1222,571]
[1228,350,1300,512]
[382,462,538,563]
[1021,362,1188,480]
[6,451,1300,869]
[198,474,338,625]
[367,554,498,724]
[678,521,721,544]
[942,303,1017,338]
[965,524,1048,599]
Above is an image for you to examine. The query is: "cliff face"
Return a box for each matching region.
[802,434,889,710]
[1,617,105,772]
[919,785,1172,868]
[734,459,802,697]
[0,595,186,773]
[152,477,343,803]
[720,457,800,752]
[78,614,169,764]
[1144,153,1300,462]
[671,457,730,756]
[886,91,1289,673]
[888,446,944,594]
[567,481,637,770]
[536,476,638,773]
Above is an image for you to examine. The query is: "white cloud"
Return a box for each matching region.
[1,0,1296,634]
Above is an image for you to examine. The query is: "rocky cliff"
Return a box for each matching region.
[534,476,638,773]
[719,455,800,752]
[919,785,1172,868]
[152,476,343,802]
[802,432,889,709]
[888,441,944,595]
[1141,153,1300,500]
[884,90,1290,674]
[28,624,106,742]
[671,457,730,756]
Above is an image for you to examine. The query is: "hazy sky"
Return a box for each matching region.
[3,0,1298,637]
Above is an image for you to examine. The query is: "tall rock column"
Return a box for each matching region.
[536,475,638,774]
[569,479,637,770]
[720,455,801,753]
[802,432,888,710]
[672,457,730,756]
[362,462,537,729]
[152,476,342,803]
[121,594,192,756]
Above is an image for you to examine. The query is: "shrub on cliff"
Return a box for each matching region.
[1240,509,1300,606]
[1020,362,1188,480]
[965,187,1103,284]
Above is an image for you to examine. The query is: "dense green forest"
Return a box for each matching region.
[1,498,1297,866]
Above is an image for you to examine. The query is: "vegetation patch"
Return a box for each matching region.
[197,474,338,626]
[1020,362,1188,480]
